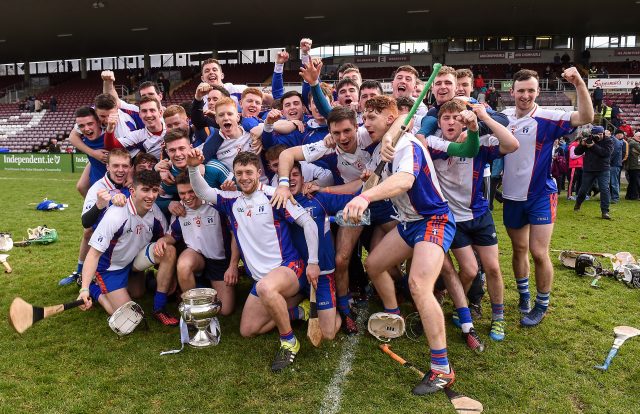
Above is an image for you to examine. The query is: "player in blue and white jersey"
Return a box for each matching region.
[187,150,320,373]
[501,67,593,327]
[77,171,179,326]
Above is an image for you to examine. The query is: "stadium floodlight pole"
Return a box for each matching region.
[362,63,442,191]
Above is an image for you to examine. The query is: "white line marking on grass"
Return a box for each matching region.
[319,310,368,414]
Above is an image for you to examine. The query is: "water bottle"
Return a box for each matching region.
[332,208,371,227]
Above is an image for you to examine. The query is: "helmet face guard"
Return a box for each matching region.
[575,254,600,277]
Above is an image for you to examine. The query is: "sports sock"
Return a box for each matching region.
[456,307,473,333]
[430,348,451,374]
[153,291,168,312]
[288,305,306,321]
[89,283,101,302]
[279,330,296,346]
[516,277,530,302]
[491,303,504,321]
[384,307,401,315]
[76,261,84,274]
[534,290,550,313]
[337,294,351,316]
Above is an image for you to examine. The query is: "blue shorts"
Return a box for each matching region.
[451,211,498,249]
[203,258,230,282]
[369,200,396,225]
[300,272,337,311]
[250,259,306,297]
[93,265,131,294]
[397,213,456,251]
[503,193,557,229]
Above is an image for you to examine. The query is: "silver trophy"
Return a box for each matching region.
[179,288,221,347]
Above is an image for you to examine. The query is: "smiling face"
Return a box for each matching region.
[201,62,223,86]
[76,115,101,140]
[107,154,131,185]
[289,165,303,196]
[511,77,540,114]
[177,182,202,210]
[329,118,358,154]
[165,137,191,169]
[337,84,359,107]
[233,162,261,195]
[241,93,262,118]
[437,110,464,141]
[130,183,159,215]
[139,101,163,131]
[282,95,304,121]
[392,70,417,98]
[432,74,457,105]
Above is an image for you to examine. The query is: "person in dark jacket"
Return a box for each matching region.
[609,130,625,203]
[574,126,614,219]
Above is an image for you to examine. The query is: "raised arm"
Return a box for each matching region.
[186,148,220,204]
[563,67,594,127]
[101,70,119,106]
[473,105,519,154]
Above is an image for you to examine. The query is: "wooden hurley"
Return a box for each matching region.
[9,297,84,334]
[307,286,322,347]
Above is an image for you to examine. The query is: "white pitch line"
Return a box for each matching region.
[319,310,368,414]
[0,176,77,182]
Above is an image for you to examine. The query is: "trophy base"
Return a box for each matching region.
[188,328,218,348]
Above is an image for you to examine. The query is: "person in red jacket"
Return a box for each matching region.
[567,137,584,200]
[618,121,633,138]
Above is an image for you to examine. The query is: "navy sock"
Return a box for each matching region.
[430,348,450,374]
[384,307,401,315]
[154,291,168,312]
[516,277,530,302]
[337,294,350,316]
[535,291,550,312]
[456,307,473,333]
[76,261,84,274]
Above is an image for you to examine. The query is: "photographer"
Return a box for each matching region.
[573,126,614,219]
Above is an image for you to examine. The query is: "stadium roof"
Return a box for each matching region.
[1,0,637,62]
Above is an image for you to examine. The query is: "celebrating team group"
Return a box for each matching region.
[66,37,594,396]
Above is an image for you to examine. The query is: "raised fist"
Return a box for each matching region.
[101,70,115,82]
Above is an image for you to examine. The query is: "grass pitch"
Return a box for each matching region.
[0,170,639,414]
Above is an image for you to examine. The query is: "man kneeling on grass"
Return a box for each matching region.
[186,150,321,372]
[77,170,179,326]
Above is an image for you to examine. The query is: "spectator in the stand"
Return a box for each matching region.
[601,102,611,127]
[574,126,614,219]
[592,87,603,112]
[47,138,61,153]
[505,63,514,79]
[49,96,57,112]
[567,137,584,200]
[619,121,633,138]
[610,102,623,128]
[589,64,598,78]
[632,83,640,105]
[551,139,568,194]
[486,86,500,109]
[600,67,609,78]
[553,53,561,66]
[473,73,485,98]
[626,132,640,200]
[609,130,625,203]
[157,73,170,98]
[561,52,571,66]
[543,66,552,79]
[34,98,43,112]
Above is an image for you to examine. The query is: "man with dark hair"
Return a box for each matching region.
[138,81,163,102]
[186,149,320,372]
[502,67,593,327]
[77,170,178,326]
[609,130,625,203]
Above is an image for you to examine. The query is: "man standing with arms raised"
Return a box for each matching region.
[502,68,593,327]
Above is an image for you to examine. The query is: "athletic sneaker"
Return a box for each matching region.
[412,367,455,395]
[489,319,506,341]
[518,297,531,314]
[153,308,180,326]
[58,271,80,286]
[271,338,300,372]
[469,301,482,320]
[298,299,310,322]
[520,307,546,327]
[462,328,485,353]
[341,312,358,335]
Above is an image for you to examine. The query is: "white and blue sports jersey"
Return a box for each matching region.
[301,127,375,184]
[270,161,334,187]
[373,133,449,222]
[89,197,167,272]
[75,100,144,138]
[502,105,574,201]
[169,202,227,261]
[202,83,248,111]
[118,126,166,160]
[191,181,306,281]
[430,135,501,222]
[292,192,353,274]
[216,127,267,184]
[82,173,130,215]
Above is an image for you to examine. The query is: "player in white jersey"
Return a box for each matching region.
[104,96,165,160]
[429,100,519,343]
[186,150,320,372]
[59,149,131,286]
[502,68,593,327]
[264,145,334,188]
[342,95,479,396]
[155,172,239,316]
[77,171,179,326]
[273,106,398,334]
